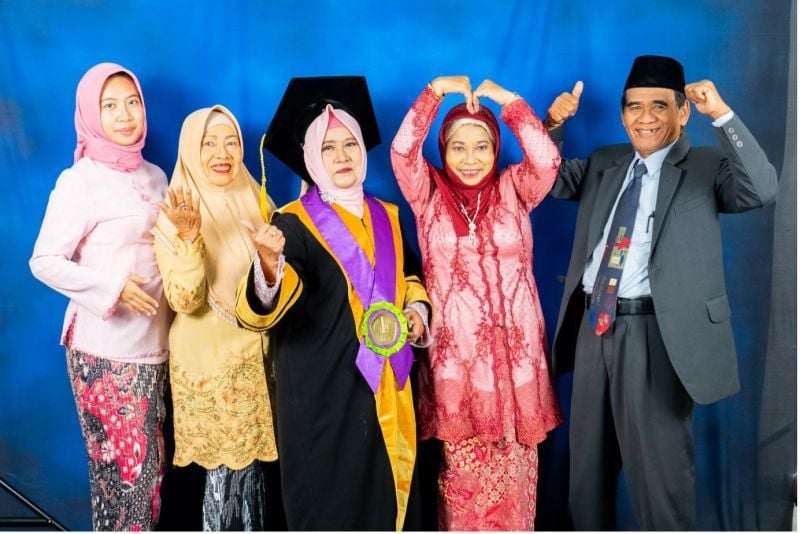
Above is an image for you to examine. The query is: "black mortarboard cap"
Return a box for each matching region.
[263,76,381,183]
[624,55,686,94]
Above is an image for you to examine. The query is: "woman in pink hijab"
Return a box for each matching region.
[236,76,432,530]
[30,63,170,530]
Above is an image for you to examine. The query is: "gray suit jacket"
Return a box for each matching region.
[550,115,778,404]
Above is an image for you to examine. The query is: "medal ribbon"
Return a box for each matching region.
[302,187,413,393]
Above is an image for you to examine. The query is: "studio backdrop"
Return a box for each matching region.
[0,0,794,530]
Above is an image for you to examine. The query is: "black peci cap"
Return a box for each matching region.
[263,76,381,183]
[624,55,686,94]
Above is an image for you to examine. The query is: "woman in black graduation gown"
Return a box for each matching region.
[235,76,432,531]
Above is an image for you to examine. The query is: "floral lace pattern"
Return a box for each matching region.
[170,344,277,469]
[171,281,205,313]
[67,349,166,531]
[391,88,563,447]
[439,437,538,531]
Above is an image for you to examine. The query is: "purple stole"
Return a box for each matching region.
[301,187,413,394]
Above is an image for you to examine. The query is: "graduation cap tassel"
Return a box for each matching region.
[259,133,270,222]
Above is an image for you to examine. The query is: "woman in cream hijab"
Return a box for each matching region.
[152,105,277,530]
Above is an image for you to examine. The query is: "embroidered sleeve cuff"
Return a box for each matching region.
[500,96,537,125]
[151,228,205,257]
[102,272,130,320]
[171,234,205,256]
[253,254,285,310]
[419,86,444,120]
[406,301,433,348]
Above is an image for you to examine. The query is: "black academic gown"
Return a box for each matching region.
[237,199,427,531]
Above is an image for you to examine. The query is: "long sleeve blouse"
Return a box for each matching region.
[152,229,277,469]
[390,87,563,446]
[30,157,170,363]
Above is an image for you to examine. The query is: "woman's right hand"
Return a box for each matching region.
[158,186,201,242]
[242,221,285,284]
[120,274,159,316]
[429,76,478,113]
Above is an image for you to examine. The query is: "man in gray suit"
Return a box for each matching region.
[544,55,778,530]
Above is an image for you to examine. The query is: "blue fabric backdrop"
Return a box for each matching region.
[0,1,793,530]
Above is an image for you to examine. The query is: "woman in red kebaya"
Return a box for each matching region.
[391,75,563,530]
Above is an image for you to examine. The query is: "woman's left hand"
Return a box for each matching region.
[473,79,520,109]
[404,309,424,343]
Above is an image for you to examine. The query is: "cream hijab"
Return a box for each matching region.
[156,105,273,314]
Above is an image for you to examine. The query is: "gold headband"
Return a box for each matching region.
[445,118,495,144]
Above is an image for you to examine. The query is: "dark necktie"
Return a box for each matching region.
[588,160,647,335]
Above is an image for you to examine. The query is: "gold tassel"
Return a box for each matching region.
[259,132,270,222]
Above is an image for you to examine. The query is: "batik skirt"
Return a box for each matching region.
[439,437,539,531]
[202,461,266,531]
[67,348,167,531]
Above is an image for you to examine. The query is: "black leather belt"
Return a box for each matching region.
[584,293,655,315]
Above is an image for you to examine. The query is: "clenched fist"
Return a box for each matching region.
[685,80,731,120]
[404,308,424,344]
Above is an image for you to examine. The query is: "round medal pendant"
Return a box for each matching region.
[361,302,409,357]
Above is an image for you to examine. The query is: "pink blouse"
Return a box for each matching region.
[391,88,563,446]
[30,157,170,364]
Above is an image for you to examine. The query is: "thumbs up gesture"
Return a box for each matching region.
[544,81,584,131]
[241,220,284,284]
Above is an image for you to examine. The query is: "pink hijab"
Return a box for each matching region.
[74,62,146,172]
[302,105,367,217]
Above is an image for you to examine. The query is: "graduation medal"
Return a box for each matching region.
[302,187,413,394]
[362,301,408,357]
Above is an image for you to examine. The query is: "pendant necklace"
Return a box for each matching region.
[458,191,482,246]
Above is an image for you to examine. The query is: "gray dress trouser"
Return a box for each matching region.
[568,306,696,530]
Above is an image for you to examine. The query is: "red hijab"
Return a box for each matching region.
[430,103,501,237]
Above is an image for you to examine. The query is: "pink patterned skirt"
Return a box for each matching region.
[67,349,166,531]
[439,437,538,531]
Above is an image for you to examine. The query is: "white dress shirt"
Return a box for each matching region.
[582,112,735,298]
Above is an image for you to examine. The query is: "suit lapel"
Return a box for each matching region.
[586,156,632,260]
[651,134,690,253]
